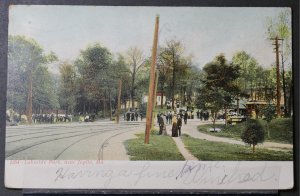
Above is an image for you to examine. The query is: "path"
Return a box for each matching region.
[181,119,293,151]
[157,122,198,160]
[172,137,198,160]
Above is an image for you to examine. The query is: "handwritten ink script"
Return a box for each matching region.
[175,161,278,185]
[53,161,280,188]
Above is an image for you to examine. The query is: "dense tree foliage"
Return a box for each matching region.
[125,47,146,108]
[196,54,240,128]
[157,40,191,109]
[261,103,276,138]
[7,35,58,117]
[74,43,114,115]
[58,62,76,114]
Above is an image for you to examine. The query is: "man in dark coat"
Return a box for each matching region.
[158,114,164,135]
[126,112,130,121]
[184,112,188,125]
[177,115,182,136]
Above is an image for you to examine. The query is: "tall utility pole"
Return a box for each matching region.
[271,36,283,117]
[145,15,159,144]
[280,39,288,117]
[151,70,159,130]
[116,79,122,123]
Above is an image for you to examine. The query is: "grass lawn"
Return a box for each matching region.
[182,134,293,161]
[125,132,185,161]
[198,118,293,144]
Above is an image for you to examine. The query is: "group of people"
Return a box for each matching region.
[196,110,210,121]
[157,110,190,137]
[32,114,73,124]
[124,109,143,122]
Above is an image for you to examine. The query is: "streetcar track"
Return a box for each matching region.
[6,129,99,143]
[6,123,143,139]
[54,128,124,160]
[6,124,100,134]
[6,124,144,159]
[6,129,116,158]
[54,125,144,160]
[97,128,140,161]
[6,122,144,134]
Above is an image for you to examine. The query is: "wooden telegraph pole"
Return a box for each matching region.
[271,36,283,117]
[116,79,122,123]
[145,15,159,144]
[151,70,159,130]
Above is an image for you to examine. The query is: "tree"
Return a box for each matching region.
[33,65,59,113]
[7,35,57,123]
[241,119,265,153]
[158,40,191,109]
[232,51,260,100]
[112,54,132,111]
[197,54,240,128]
[75,43,113,115]
[196,87,227,130]
[58,62,77,114]
[125,47,146,108]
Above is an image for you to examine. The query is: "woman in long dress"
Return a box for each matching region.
[171,114,178,137]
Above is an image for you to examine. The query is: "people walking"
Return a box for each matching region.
[140,113,143,121]
[126,112,130,121]
[184,111,188,125]
[177,115,182,136]
[158,114,164,135]
[171,114,178,137]
[131,112,135,121]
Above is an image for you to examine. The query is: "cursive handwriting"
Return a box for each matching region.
[176,161,277,185]
[54,161,279,188]
[54,162,176,187]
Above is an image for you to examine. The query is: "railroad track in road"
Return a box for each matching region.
[6,121,145,160]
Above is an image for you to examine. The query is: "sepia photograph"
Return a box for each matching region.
[4,5,294,190]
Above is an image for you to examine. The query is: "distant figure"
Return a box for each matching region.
[171,114,178,137]
[168,111,173,124]
[196,110,200,119]
[140,113,143,121]
[126,112,130,121]
[50,114,54,124]
[158,115,164,135]
[177,115,182,136]
[184,112,188,125]
[135,112,139,121]
[131,112,135,121]
[166,114,169,124]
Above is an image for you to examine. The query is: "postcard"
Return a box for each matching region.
[5,5,293,190]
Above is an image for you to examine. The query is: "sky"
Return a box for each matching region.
[8,6,291,73]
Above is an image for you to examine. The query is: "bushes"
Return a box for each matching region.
[241,119,265,153]
[268,118,293,143]
[198,118,293,144]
